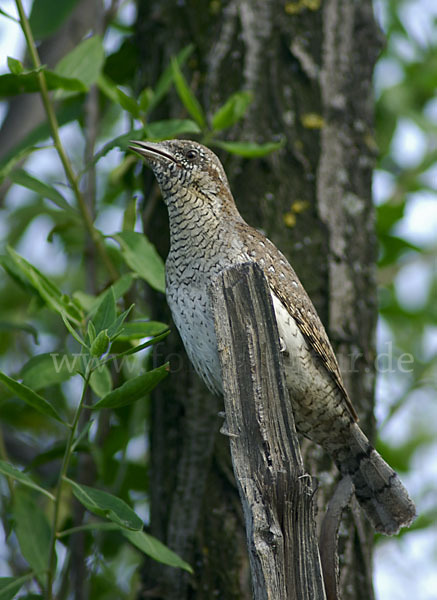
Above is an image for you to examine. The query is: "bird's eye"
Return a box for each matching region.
[185,149,198,160]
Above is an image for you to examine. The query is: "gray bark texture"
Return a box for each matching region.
[211,262,326,600]
[138,1,382,598]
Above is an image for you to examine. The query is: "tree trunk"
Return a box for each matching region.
[136,1,382,598]
[212,263,326,600]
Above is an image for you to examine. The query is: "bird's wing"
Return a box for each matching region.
[237,223,358,422]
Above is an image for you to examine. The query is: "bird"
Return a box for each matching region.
[129,138,416,535]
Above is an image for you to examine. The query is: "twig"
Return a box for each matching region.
[319,476,354,600]
[46,371,91,600]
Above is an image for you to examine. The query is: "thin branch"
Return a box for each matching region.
[46,371,91,600]
[319,476,354,600]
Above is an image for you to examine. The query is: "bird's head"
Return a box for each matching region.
[129,139,233,208]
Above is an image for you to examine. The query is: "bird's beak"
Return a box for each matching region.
[128,140,178,165]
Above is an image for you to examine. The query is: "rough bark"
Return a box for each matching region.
[137,1,382,598]
[212,263,326,600]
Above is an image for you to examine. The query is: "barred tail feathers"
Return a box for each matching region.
[336,424,416,535]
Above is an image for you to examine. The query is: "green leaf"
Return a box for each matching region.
[171,58,206,129]
[123,529,193,573]
[376,201,406,235]
[6,247,83,325]
[90,126,145,167]
[29,0,81,39]
[73,291,96,313]
[150,44,194,113]
[65,478,143,530]
[55,36,105,89]
[90,330,110,357]
[0,9,19,24]
[114,231,165,293]
[104,37,137,83]
[71,420,94,453]
[0,460,55,500]
[0,145,46,185]
[111,331,170,360]
[0,371,65,424]
[138,87,154,112]
[211,91,253,131]
[61,314,87,349]
[57,522,121,538]
[87,320,96,344]
[74,274,134,315]
[20,352,74,390]
[122,198,137,232]
[107,305,134,339]
[92,288,117,335]
[0,69,87,97]
[0,254,35,295]
[91,364,169,410]
[213,139,284,158]
[8,168,75,213]
[13,491,51,586]
[7,56,23,75]
[378,233,421,267]
[88,296,134,346]
[96,72,120,104]
[146,119,201,141]
[89,365,112,398]
[0,575,31,600]
[0,321,39,344]
[116,321,169,340]
[116,88,140,118]
[109,274,135,301]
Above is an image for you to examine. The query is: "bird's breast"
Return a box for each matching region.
[165,269,223,395]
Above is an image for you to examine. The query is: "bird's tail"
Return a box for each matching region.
[333,424,416,535]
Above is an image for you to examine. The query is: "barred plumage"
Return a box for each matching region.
[130,138,416,535]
